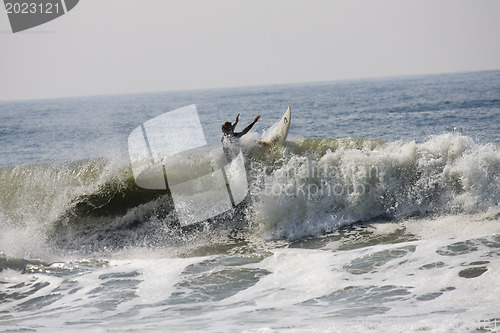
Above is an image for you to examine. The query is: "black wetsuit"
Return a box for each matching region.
[221,131,244,142]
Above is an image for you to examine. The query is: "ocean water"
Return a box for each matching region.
[1,70,500,332]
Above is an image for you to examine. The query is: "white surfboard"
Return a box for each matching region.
[259,106,291,146]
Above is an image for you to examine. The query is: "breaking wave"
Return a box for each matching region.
[1,133,499,254]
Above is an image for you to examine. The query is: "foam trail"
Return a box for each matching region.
[250,134,500,239]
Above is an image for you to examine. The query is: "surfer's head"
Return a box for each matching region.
[222,121,233,134]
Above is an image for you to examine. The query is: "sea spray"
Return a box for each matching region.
[1,134,499,252]
[250,134,500,240]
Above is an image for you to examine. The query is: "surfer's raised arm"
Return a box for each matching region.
[232,113,240,131]
[240,115,260,135]
[222,114,260,138]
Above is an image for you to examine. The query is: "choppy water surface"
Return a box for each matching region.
[1,71,500,332]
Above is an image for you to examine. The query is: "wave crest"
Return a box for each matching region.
[1,134,499,251]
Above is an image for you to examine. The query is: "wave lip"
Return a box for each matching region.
[251,134,500,239]
[1,133,499,252]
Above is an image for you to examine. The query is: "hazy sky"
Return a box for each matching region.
[1,0,500,101]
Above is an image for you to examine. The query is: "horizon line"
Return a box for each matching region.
[1,68,498,104]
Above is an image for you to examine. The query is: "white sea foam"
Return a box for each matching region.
[251,134,500,240]
[1,72,499,332]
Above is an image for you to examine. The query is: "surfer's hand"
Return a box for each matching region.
[235,113,240,121]
[254,115,261,122]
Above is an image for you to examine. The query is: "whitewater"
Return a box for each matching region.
[1,71,499,332]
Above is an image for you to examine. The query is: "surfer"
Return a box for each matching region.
[221,113,260,160]
[222,113,261,140]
